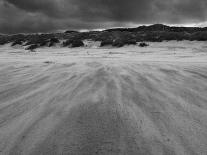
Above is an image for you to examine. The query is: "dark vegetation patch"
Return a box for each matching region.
[1,24,207,49]
[139,42,149,47]
[48,38,60,47]
[62,39,73,47]
[112,39,125,47]
[25,44,38,51]
[63,39,84,47]
[64,30,78,34]
[11,40,24,46]
[70,40,84,47]
[100,39,113,47]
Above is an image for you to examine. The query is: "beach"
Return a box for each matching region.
[0,41,207,155]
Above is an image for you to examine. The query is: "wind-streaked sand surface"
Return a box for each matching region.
[0,41,207,155]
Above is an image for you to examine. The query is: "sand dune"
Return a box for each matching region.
[0,41,207,155]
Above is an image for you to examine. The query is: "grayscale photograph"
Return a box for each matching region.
[0,0,207,154]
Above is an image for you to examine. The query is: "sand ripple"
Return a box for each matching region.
[0,61,207,155]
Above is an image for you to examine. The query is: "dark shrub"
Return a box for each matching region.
[100,39,113,47]
[93,31,113,41]
[191,32,207,41]
[71,40,84,47]
[25,44,38,51]
[62,39,73,47]
[142,32,163,42]
[160,32,186,41]
[50,38,60,43]
[139,42,149,47]
[11,40,23,46]
[100,37,137,47]
[63,39,84,47]
[112,39,125,47]
[48,42,54,47]
[64,30,78,34]
[39,40,48,47]
[24,41,33,46]
[47,38,60,47]
[0,39,8,45]
[125,39,137,45]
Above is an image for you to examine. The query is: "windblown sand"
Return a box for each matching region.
[0,41,207,155]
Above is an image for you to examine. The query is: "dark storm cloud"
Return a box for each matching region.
[1,0,207,34]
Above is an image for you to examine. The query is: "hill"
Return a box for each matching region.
[0,24,207,50]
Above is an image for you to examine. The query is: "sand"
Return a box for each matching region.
[0,41,207,155]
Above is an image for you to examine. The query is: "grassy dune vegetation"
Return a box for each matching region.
[1,24,207,50]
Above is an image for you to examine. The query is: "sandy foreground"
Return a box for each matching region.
[0,41,207,155]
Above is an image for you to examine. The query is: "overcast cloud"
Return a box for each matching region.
[0,0,207,34]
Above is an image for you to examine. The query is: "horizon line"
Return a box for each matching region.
[1,23,207,35]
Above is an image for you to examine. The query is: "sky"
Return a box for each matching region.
[0,0,207,34]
